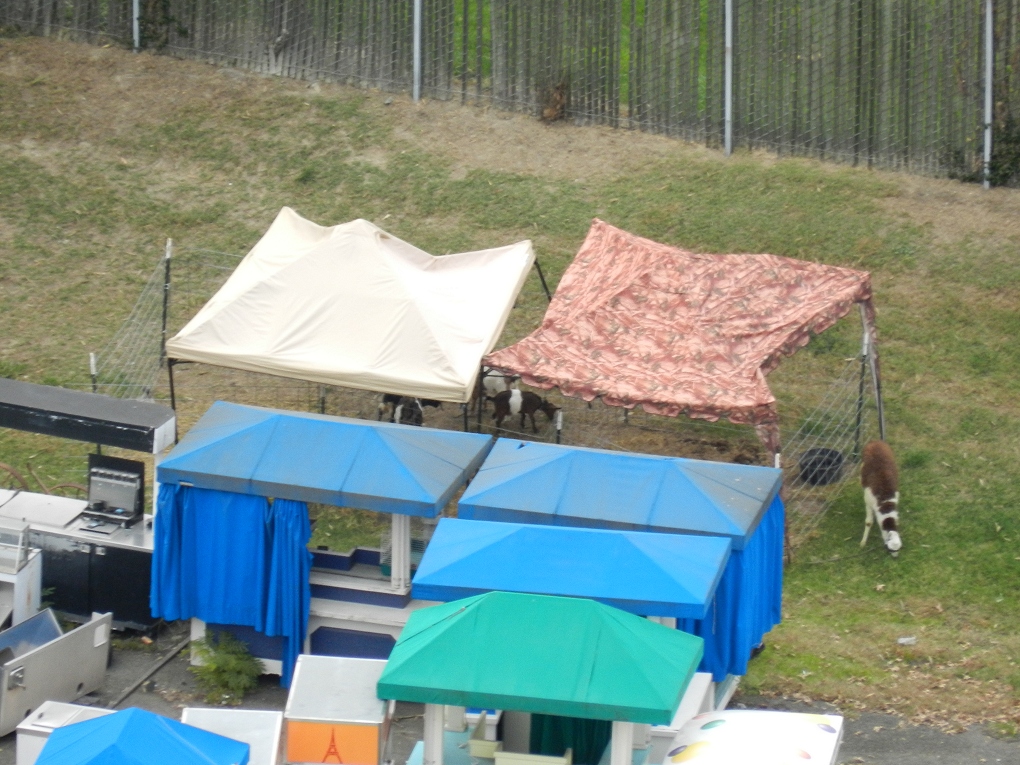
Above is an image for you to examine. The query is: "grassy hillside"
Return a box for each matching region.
[1,36,1018,732]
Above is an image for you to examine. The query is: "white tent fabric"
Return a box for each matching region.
[166,207,535,402]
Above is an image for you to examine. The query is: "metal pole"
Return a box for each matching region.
[90,352,102,455]
[476,364,484,430]
[983,0,993,190]
[132,0,140,51]
[160,239,172,362]
[724,0,733,156]
[534,258,552,302]
[854,327,867,461]
[860,304,885,442]
[167,359,179,444]
[413,0,423,102]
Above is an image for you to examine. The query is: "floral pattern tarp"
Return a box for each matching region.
[485,220,877,453]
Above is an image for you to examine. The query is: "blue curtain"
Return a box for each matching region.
[678,495,784,680]
[150,485,312,686]
[150,483,185,620]
[264,498,313,686]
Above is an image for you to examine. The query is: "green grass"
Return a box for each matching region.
[2,36,1019,724]
[308,506,389,553]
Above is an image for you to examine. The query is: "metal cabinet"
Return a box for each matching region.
[30,527,155,632]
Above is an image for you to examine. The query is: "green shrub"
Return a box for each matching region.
[189,631,262,705]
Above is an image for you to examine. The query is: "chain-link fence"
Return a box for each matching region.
[4,0,1019,181]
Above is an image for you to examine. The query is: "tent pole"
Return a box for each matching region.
[555,409,563,444]
[610,722,634,765]
[167,359,179,444]
[477,365,485,431]
[423,704,445,765]
[391,514,411,592]
[534,258,552,302]
[463,404,469,432]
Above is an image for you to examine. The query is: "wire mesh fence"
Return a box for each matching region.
[4,0,1019,180]
[780,355,878,547]
[0,230,875,544]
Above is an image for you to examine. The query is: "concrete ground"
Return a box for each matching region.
[0,626,1015,765]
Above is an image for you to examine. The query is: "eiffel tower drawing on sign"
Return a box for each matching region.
[322,728,343,763]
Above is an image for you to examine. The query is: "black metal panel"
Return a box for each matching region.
[0,378,174,453]
[34,533,91,617]
[31,530,158,631]
[88,544,156,630]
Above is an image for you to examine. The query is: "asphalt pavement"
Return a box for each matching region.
[0,628,1014,765]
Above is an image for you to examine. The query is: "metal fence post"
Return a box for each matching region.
[413,0,423,102]
[983,0,993,189]
[724,0,733,156]
[132,0,140,51]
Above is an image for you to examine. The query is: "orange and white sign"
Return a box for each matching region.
[287,720,381,765]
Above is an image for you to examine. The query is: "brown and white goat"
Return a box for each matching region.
[860,440,902,556]
[473,366,520,414]
[491,389,559,433]
[378,394,440,424]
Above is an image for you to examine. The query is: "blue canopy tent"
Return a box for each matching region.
[457,439,784,680]
[156,400,495,516]
[153,401,495,685]
[36,707,250,765]
[413,518,731,620]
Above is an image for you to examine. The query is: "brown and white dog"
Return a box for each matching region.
[860,440,902,556]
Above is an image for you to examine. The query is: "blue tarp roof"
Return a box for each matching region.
[36,707,250,765]
[157,402,494,516]
[457,440,782,550]
[412,518,731,619]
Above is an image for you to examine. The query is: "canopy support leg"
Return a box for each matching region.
[391,514,411,592]
[477,364,484,431]
[167,359,179,444]
[424,704,445,765]
[610,722,634,765]
[534,258,552,302]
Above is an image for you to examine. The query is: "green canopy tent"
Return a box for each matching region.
[377,591,704,765]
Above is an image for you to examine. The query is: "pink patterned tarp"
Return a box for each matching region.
[486,220,875,437]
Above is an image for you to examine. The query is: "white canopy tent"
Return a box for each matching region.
[166,208,535,403]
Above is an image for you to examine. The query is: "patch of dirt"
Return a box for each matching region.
[386,97,718,184]
[883,173,1020,248]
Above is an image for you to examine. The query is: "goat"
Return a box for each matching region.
[492,389,559,433]
[473,367,520,414]
[393,397,423,426]
[860,440,902,556]
[378,393,401,421]
[378,394,441,423]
